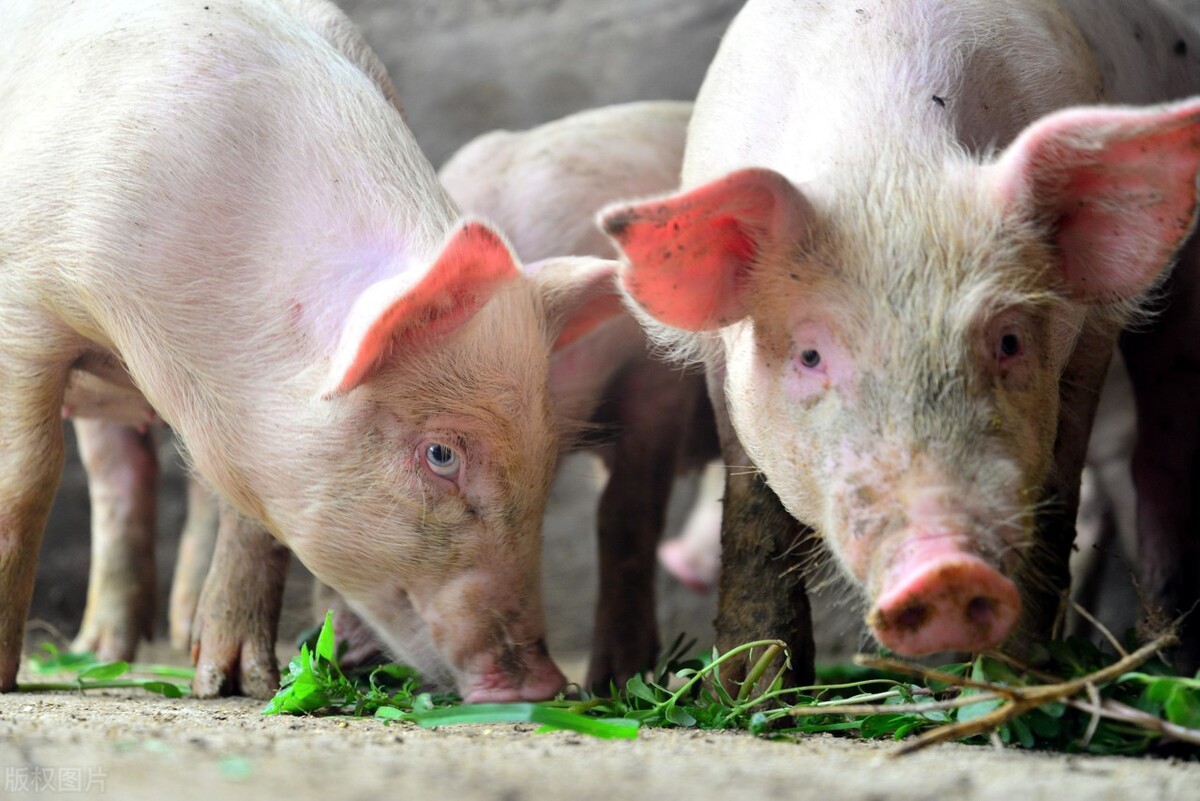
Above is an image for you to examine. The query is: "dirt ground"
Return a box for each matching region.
[4,678,1199,801]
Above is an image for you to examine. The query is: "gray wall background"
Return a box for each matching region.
[29,0,1200,665]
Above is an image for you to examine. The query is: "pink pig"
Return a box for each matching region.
[602,0,1200,667]
[320,100,718,689]
[0,0,624,701]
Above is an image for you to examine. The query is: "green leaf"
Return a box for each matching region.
[315,611,337,665]
[892,719,929,740]
[409,703,639,739]
[1162,685,1200,728]
[1027,709,1062,739]
[664,704,697,727]
[141,681,185,699]
[956,695,1003,723]
[78,662,131,682]
[1009,715,1035,749]
[29,645,99,674]
[624,674,661,705]
[133,664,196,679]
[374,706,407,720]
[859,714,910,738]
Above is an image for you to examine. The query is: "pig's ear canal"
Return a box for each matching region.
[992,97,1200,303]
[322,220,521,398]
[599,168,814,331]
[527,257,624,351]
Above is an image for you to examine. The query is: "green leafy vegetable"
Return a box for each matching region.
[17,643,192,697]
[266,613,1200,756]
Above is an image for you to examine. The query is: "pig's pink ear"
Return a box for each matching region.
[527,257,624,351]
[323,221,521,397]
[992,98,1200,302]
[599,168,813,331]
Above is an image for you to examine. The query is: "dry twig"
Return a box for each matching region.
[829,634,1183,756]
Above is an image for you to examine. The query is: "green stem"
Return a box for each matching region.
[660,639,789,714]
[737,644,783,703]
[566,697,609,715]
[16,680,188,692]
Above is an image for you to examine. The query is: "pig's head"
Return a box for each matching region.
[285,221,619,701]
[602,98,1200,656]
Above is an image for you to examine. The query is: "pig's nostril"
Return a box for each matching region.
[893,603,929,632]
[870,553,1021,655]
[966,596,995,628]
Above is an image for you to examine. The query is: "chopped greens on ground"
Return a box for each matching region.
[19,642,193,697]
[14,612,1199,756]
[264,612,1200,756]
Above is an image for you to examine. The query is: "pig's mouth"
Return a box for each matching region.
[457,638,566,703]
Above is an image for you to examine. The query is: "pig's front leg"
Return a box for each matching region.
[706,367,816,688]
[191,503,288,698]
[71,419,158,661]
[168,475,219,650]
[1122,240,1200,674]
[1020,320,1118,646]
[586,365,704,689]
[0,359,69,692]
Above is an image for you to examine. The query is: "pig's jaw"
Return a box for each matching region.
[343,592,459,690]
[350,589,565,702]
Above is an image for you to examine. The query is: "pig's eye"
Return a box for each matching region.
[425,443,459,478]
[997,332,1022,361]
[800,349,822,369]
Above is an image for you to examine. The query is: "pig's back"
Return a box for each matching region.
[683,0,1107,190]
[440,101,690,262]
[1,0,451,339]
[1060,0,1200,102]
[0,0,455,432]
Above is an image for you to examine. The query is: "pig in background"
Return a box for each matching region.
[1,0,634,702]
[602,0,1200,679]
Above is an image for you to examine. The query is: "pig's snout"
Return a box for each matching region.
[461,638,567,703]
[867,537,1020,655]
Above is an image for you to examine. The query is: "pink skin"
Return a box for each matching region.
[869,532,1021,655]
[829,433,1028,655]
[657,536,718,594]
[459,641,565,703]
[656,463,724,594]
[399,571,568,702]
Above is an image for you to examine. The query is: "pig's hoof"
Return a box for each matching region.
[71,618,144,663]
[585,635,660,692]
[168,595,200,652]
[192,646,280,699]
[0,663,17,693]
